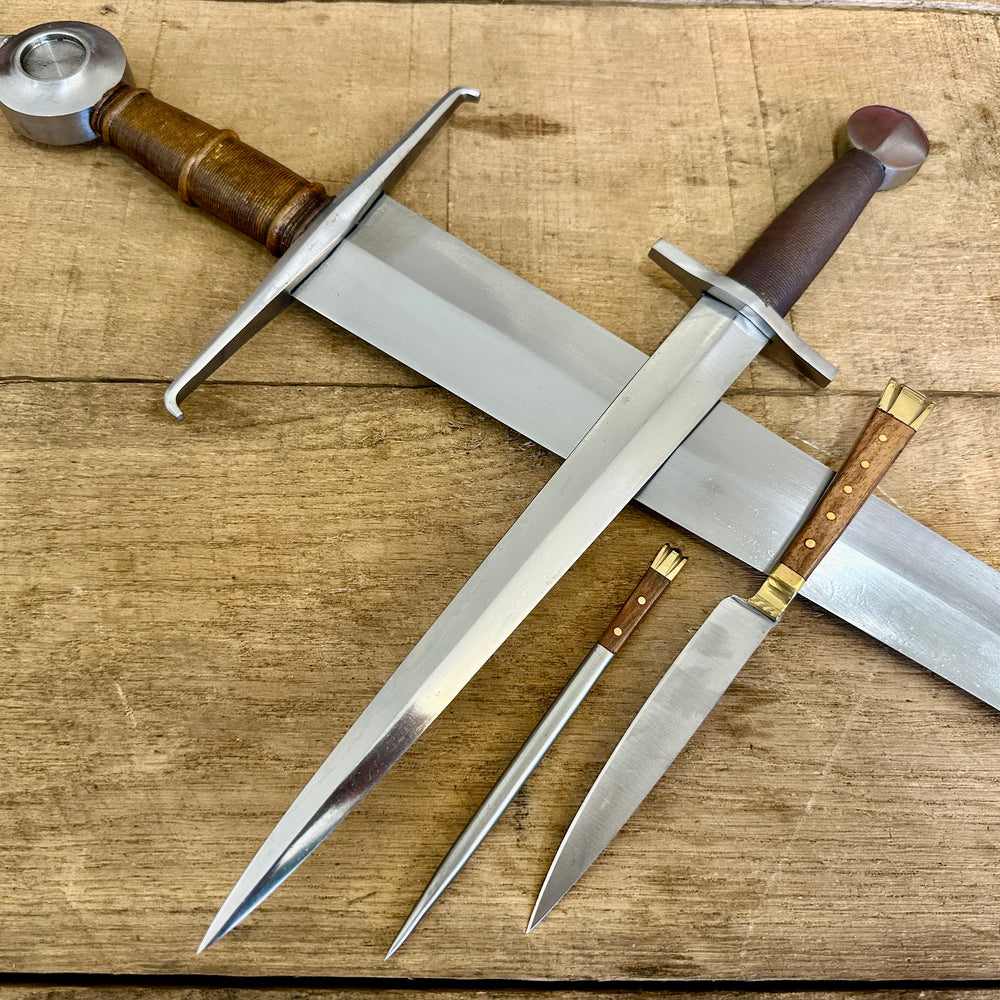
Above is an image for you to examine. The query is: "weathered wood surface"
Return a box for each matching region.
[2,0,1000,987]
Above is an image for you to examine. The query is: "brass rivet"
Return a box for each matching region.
[826,512,836,521]
[843,485,853,494]
[805,538,817,549]
[637,596,646,605]
[861,460,871,469]
[613,627,623,637]
[878,434,888,442]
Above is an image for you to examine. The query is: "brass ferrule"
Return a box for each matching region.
[878,379,934,429]
[748,562,805,622]
[650,545,687,581]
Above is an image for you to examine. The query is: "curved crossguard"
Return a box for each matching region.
[650,105,929,386]
[163,86,479,419]
[0,20,478,417]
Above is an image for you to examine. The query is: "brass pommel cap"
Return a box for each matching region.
[0,21,130,145]
[841,105,929,192]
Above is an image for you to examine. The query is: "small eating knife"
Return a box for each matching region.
[386,544,687,958]
[529,379,933,929]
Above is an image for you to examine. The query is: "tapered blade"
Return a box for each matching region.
[200,295,767,947]
[386,643,615,959]
[529,597,776,929]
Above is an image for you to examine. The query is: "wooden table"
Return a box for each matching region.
[3,0,1000,995]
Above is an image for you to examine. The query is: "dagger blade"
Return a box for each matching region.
[200,293,767,951]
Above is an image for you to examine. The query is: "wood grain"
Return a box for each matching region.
[2,0,1000,987]
[782,406,916,579]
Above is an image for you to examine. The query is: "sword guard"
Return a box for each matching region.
[163,84,479,419]
[0,20,479,420]
[648,238,838,387]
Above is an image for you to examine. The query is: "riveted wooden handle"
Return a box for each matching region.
[91,84,332,255]
[781,382,932,581]
[727,147,885,317]
[597,546,686,654]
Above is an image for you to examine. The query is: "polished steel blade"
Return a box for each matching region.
[386,643,615,959]
[529,597,776,929]
[201,289,768,948]
[295,195,1000,707]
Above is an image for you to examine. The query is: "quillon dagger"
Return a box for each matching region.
[528,379,933,929]
[386,545,687,959]
[196,109,927,949]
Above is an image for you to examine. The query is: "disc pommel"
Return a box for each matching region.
[0,21,130,145]
[841,105,929,191]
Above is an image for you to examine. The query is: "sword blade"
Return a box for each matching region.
[201,293,768,949]
[528,596,775,930]
[294,196,1000,707]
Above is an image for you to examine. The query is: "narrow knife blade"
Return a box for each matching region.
[529,597,774,929]
[385,544,685,959]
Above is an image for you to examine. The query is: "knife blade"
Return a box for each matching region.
[385,545,687,959]
[198,108,928,950]
[528,379,933,929]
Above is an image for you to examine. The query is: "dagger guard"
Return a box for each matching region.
[649,238,838,387]
[163,84,480,420]
[650,106,928,387]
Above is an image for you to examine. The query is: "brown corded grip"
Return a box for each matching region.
[91,84,332,255]
[727,147,885,317]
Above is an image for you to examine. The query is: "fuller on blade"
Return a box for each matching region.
[197,108,927,949]
[528,380,933,929]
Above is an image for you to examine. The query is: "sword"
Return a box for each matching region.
[528,379,933,928]
[3,18,997,942]
[386,544,687,959]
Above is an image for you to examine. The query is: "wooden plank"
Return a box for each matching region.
[2,3,1000,396]
[1,383,998,979]
[1,0,999,984]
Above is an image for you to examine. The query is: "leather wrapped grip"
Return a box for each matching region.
[91,84,332,255]
[727,147,885,317]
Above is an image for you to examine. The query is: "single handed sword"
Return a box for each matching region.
[3,19,998,947]
[528,380,933,927]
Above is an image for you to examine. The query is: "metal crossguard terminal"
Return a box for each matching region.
[161,86,479,419]
[0,21,478,419]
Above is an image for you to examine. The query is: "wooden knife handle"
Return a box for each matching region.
[750,380,932,621]
[91,84,332,255]
[598,546,687,654]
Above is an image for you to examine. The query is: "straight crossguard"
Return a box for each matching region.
[4,20,984,951]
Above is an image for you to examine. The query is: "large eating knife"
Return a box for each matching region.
[528,379,933,929]
[386,544,687,959]
[195,109,926,949]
